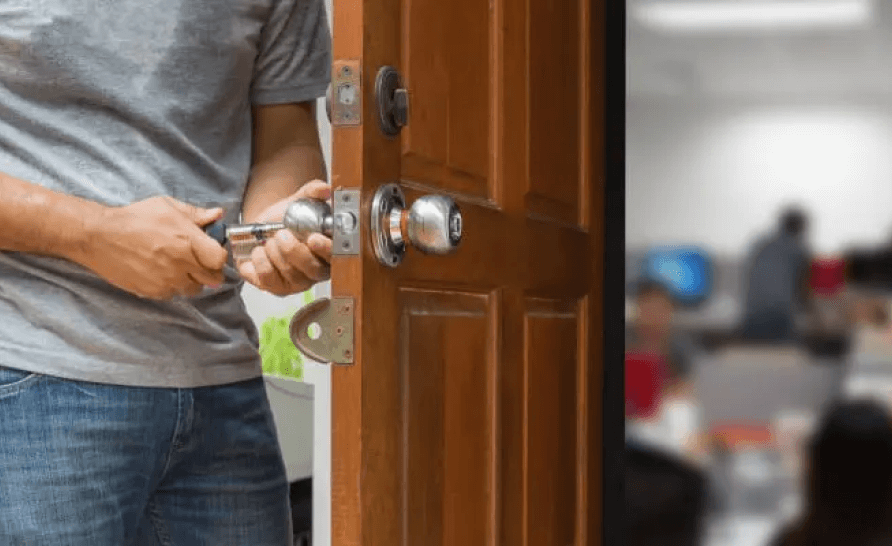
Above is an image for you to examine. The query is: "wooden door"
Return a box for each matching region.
[329,0,602,543]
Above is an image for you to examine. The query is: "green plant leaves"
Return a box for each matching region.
[259,290,316,381]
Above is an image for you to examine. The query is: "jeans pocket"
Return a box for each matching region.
[0,365,41,397]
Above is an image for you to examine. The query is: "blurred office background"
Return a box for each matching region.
[626,1,892,545]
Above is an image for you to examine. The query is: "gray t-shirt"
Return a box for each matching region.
[743,232,810,322]
[0,1,331,387]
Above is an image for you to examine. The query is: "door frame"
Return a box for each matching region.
[599,0,626,543]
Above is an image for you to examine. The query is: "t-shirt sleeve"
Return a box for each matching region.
[251,0,332,105]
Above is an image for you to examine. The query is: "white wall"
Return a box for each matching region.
[627,100,892,256]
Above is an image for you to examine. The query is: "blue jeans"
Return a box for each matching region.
[0,366,292,545]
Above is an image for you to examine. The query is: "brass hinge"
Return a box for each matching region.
[289,297,355,365]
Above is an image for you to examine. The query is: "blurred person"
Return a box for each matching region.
[741,207,813,342]
[625,280,708,546]
[625,441,707,546]
[769,400,892,546]
[627,279,699,402]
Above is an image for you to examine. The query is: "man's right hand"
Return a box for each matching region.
[76,197,229,300]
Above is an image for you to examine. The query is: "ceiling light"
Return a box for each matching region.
[634,0,873,32]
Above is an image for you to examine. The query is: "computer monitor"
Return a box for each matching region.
[640,246,714,307]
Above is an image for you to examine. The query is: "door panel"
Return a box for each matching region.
[402,0,490,197]
[525,298,581,546]
[402,289,494,546]
[529,0,583,227]
[330,0,599,543]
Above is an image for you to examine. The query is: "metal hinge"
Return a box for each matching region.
[289,297,355,365]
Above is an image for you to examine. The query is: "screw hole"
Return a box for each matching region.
[307,323,322,340]
[342,241,350,249]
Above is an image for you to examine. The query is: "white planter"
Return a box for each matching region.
[265,375,315,481]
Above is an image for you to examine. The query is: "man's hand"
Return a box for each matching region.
[77,197,229,300]
[238,180,332,296]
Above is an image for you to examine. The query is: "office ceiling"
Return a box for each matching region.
[627,0,892,101]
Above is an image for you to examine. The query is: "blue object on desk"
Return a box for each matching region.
[640,246,714,307]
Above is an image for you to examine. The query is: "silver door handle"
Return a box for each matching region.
[204,197,358,262]
[369,183,462,267]
[204,184,461,266]
[286,184,462,266]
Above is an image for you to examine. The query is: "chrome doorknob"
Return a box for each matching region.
[371,183,462,267]
[208,198,358,261]
[203,185,460,267]
[284,199,360,243]
[406,195,463,254]
[284,199,334,239]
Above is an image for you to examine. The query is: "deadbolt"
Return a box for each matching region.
[370,184,462,267]
[375,66,409,137]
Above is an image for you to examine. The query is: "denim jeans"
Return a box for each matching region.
[0,366,292,545]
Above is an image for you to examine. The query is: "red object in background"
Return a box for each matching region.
[709,423,774,451]
[810,257,846,296]
[625,351,668,419]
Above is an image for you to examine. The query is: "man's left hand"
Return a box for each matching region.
[238,181,332,296]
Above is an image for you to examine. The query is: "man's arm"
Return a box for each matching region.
[238,101,333,296]
[0,171,104,260]
[0,172,228,299]
[242,102,327,221]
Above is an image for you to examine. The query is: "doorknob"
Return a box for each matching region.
[281,184,462,267]
[203,185,460,267]
[203,189,360,261]
[370,183,462,267]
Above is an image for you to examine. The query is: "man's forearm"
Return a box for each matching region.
[241,142,326,222]
[0,171,105,261]
[242,102,326,223]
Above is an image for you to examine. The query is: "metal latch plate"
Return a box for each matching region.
[331,60,361,127]
[289,297,354,365]
[332,189,360,256]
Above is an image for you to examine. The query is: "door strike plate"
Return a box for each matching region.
[330,60,361,127]
[289,297,355,365]
[332,189,360,256]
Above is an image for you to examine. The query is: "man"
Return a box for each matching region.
[627,279,699,398]
[0,2,331,544]
[741,208,812,342]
